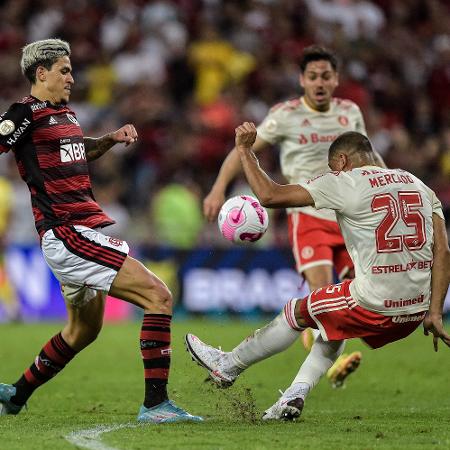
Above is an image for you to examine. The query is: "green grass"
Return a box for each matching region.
[1,319,450,449]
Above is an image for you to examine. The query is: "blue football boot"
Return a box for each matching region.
[137,400,203,424]
[0,384,22,415]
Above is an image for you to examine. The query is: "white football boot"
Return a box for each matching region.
[185,334,242,387]
[262,383,307,421]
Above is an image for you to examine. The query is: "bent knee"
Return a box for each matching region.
[152,281,172,304]
[137,277,173,313]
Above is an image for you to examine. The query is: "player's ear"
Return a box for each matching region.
[36,66,47,82]
[343,152,354,170]
[299,73,304,89]
[337,152,348,171]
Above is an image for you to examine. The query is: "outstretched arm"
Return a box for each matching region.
[235,122,314,209]
[423,213,450,351]
[84,124,138,161]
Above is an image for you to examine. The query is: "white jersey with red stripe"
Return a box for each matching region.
[301,166,444,316]
[257,96,366,221]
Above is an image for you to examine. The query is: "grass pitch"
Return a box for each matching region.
[0,319,450,449]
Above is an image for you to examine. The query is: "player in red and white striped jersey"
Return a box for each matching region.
[0,39,201,423]
[185,124,450,420]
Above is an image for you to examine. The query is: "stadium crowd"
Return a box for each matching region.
[0,0,449,247]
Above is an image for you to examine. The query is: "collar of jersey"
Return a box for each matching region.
[360,165,383,169]
[30,95,65,110]
[300,96,331,114]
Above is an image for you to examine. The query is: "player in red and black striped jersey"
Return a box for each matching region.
[0,39,202,423]
[0,95,115,237]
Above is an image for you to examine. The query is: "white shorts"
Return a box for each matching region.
[41,225,129,307]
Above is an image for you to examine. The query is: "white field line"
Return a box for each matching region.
[65,423,139,450]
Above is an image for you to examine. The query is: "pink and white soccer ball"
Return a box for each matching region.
[218,195,269,243]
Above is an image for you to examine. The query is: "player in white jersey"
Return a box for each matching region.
[204,46,375,386]
[185,125,450,421]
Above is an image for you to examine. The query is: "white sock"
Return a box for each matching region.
[287,382,310,400]
[311,328,320,340]
[291,336,345,391]
[230,300,303,369]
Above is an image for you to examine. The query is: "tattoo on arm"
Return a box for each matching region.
[84,135,116,161]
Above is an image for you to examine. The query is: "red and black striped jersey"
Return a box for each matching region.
[0,95,114,237]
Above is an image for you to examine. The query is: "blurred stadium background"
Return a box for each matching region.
[0,0,449,321]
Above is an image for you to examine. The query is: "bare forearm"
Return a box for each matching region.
[212,137,269,193]
[429,250,450,316]
[212,148,243,192]
[234,123,314,208]
[429,214,450,316]
[84,134,116,161]
[237,146,277,206]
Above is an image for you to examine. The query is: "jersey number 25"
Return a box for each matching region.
[371,191,426,253]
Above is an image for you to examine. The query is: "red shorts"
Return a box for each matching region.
[287,212,353,279]
[299,279,426,349]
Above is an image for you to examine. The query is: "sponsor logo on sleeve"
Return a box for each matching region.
[5,118,30,145]
[0,120,15,136]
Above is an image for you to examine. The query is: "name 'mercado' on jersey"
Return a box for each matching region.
[0,96,114,237]
[257,97,366,221]
[301,167,444,316]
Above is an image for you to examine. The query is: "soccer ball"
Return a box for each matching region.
[218,195,269,243]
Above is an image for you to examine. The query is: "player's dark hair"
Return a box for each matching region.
[300,45,338,73]
[24,58,59,84]
[329,132,373,158]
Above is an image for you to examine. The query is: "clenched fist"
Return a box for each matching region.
[111,124,138,146]
[235,122,257,149]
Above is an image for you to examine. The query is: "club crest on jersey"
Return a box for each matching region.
[0,120,15,136]
[66,114,79,126]
[301,246,314,259]
[338,115,349,126]
[60,142,86,162]
[108,237,123,247]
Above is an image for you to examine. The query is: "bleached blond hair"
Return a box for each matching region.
[21,39,71,84]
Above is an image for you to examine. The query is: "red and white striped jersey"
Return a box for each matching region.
[301,166,443,315]
[257,96,366,221]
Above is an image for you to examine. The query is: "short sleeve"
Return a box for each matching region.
[431,190,444,220]
[0,103,32,154]
[256,104,286,145]
[301,171,354,212]
[353,104,367,135]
